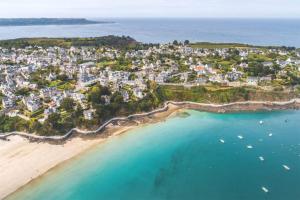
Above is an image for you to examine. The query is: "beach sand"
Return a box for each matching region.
[0,104,180,199]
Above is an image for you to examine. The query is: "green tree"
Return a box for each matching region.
[129,74,137,80]
[88,86,102,104]
[75,104,83,118]
[111,92,124,104]
[60,98,75,112]
[15,88,31,96]
[45,113,61,129]
[247,62,274,77]
[29,120,43,133]
[184,40,190,45]
[88,85,111,105]
[57,74,69,81]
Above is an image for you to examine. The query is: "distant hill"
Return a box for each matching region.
[190,42,297,50]
[0,35,139,49]
[0,18,112,26]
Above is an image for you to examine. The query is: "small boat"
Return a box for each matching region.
[237,135,243,139]
[269,133,273,137]
[259,156,264,161]
[247,145,253,149]
[283,165,290,171]
[219,139,225,143]
[260,120,264,125]
[262,187,269,193]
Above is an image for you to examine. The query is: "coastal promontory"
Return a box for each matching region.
[0,18,112,26]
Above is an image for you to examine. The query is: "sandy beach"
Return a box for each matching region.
[0,99,299,199]
[0,104,180,199]
[0,127,128,199]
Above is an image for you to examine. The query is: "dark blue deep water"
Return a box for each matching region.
[0,18,300,47]
[8,110,300,200]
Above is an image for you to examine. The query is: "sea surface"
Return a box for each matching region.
[8,110,300,200]
[0,18,300,47]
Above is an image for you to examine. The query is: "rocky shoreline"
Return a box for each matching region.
[178,99,300,113]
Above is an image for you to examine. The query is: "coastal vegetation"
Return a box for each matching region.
[0,83,298,136]
[0,36,139,49]
[190,42,297,50]
[0,83,162,135]
[0,18,110,26]
[157,85,297,103]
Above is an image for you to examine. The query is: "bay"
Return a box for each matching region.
[0,18,299,47]
[8,110,300,200]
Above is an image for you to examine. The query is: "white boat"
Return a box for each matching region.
[262,187,269,193]
[259,156,264,161]
[237,135,243,139]
[283,165,290,170]
[247,145,253,149]
[260,120,264,125]
[219,139,225,143]
[269,133,273,137]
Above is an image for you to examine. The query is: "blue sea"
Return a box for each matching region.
[0,18,300,47]
[8,110,300,200]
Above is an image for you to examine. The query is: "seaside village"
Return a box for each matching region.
[1,42,300,126]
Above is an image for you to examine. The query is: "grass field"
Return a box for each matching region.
[190,42,252,49]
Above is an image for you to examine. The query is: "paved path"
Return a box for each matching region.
[0,99,299,142]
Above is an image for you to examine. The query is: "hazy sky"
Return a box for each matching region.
[0,0,299,18]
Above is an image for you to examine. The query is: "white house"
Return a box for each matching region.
[121,90,130,102]
[133,88,144,99]
[83,109,95,120]
[2,97,15,109]
[246,77,259,86]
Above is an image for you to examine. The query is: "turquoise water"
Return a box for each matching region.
[0,19,300,47]
[8,110,300,200]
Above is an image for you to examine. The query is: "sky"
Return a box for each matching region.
[0,0,299,18]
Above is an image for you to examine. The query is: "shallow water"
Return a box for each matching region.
[8,110,300,200]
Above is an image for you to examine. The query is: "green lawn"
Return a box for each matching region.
[190,42,252,49]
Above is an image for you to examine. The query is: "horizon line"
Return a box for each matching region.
[0,17,299,20]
